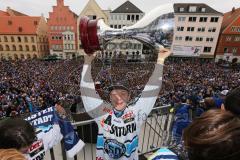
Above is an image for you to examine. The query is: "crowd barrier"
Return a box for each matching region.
[47,104,175,160]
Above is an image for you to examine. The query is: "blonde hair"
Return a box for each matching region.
[0,149,26,160]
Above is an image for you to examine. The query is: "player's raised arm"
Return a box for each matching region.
[133,48,171,119]
[80,54,106,118]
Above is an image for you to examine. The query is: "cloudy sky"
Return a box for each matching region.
[0,0,239,17]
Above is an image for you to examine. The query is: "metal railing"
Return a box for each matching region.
[46,105,174,160]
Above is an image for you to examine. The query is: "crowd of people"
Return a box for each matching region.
[0,55,239,119]
[0,53,240,160]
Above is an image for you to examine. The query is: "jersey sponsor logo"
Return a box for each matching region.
[104,139,126,159]
[122,111,135,124]
[110,122,137,137]
[28,140,45,160]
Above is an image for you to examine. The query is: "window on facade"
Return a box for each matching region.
[127,15,130,20]
[199,17,207,22]
[175,36,183,41]
[224,48,228,53]
[11,36,15,42]
[131,15,135,21]
[8,20,12,25]
[198,27,205,32]
[206,37,214,42]
[189,6,197,12]
[178,17,186,22]
[18,36,21,42]
[234,36,240,42]
[179,7,184,12]
[18,27,23,32]
[93,15,97,19]
[24,37,28,42]
[4,36,8,42]
[114,25,117,29]
[31,37,34,43]
[231,26,240,32]
[12,45,16,51]
[177,26,184,31]
[208,27,216,32]
[196,37,203,41]
[32,45,36,51]
[189,17,197,22]
[118,25,121,29]
[187,27,194,32]
[226,36,231,41]
[204,47,212,52]
[26,45,29,51]
[19,45,23,51]
[232,48,238,54]
[185,36,193,41]
[6,45,10,51]
[136,15,139,21]
[110,25,113,28]
[34,21,38,25]
[210,17,219,22]
[0,45,3,51]
[201,8,206,12]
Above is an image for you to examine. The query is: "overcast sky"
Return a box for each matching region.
[0,0,239,17]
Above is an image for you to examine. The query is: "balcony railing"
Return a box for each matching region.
[45,105,175,160]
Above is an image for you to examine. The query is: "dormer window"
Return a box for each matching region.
[179,7,184,12]
[189,6,197,12]
[8,20,12,25]
[201,8,206,12]
[18,27,23,32]
[34,21,38,25]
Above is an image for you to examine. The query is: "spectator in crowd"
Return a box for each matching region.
[222,87,240,116]
[0,118,36,152]
[183,109,240,160]
[0,149,26,160]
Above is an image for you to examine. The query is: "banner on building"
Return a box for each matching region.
[172,45,201,57]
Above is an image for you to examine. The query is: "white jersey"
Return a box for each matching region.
[80,61,164,160]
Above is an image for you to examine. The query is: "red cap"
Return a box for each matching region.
[80,16,101,55]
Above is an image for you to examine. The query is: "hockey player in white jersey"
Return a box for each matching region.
[80,47,171,160]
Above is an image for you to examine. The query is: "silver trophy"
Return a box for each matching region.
[80,3,174,54]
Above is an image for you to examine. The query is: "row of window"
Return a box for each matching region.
[110,24,126,29]
[0,44,39,51]
[0,36,48,43]
[7,20,38,26]
[110,14,142,21]
[0,36,35,43]
[177,26,217,32]
[50,26,74,31]
[231,26,240,32]
[64,44,75,50]
[175,36,214,42]
[225,36,240,42]
[106,43,142,50]
[224,47,238,54]
[178,6,206,13]
[178,16,219,22]
[0,53,38,60]
[51,34,75,41]
[52,45,62,51]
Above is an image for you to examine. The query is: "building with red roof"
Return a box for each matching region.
[47,0,79,59]
[0,7,49,60]
[215,7,240,62]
